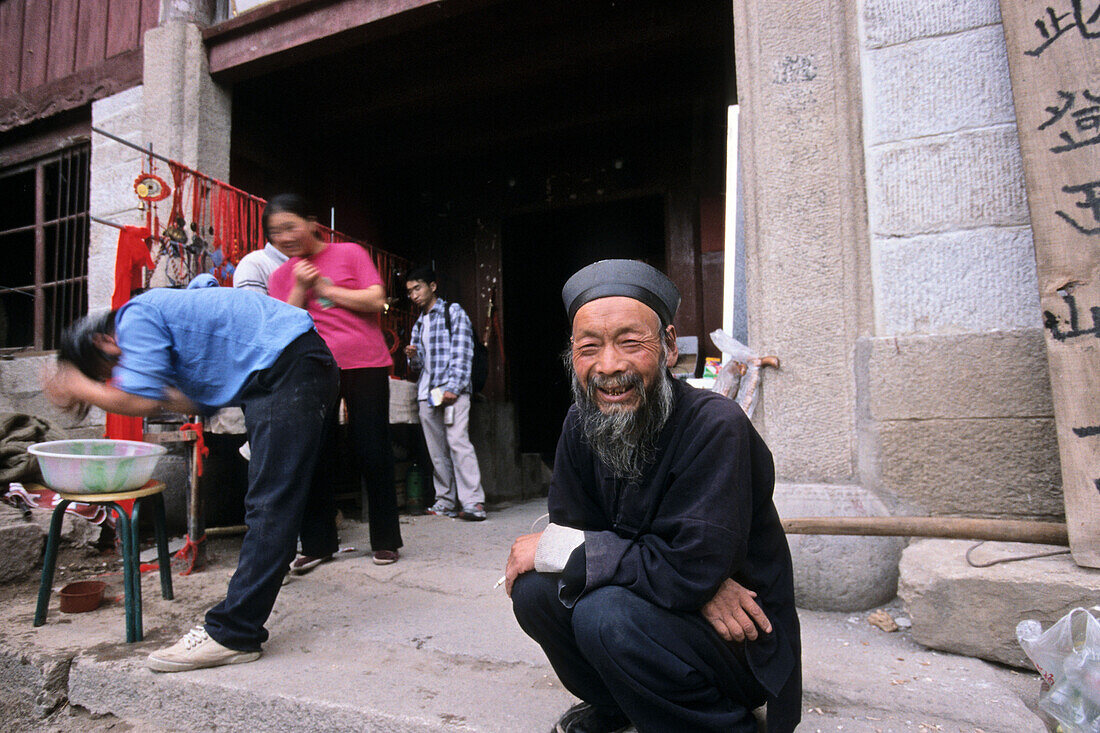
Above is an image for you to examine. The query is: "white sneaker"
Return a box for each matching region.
[147,626,261,673]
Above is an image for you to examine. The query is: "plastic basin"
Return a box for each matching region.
[28,439,166,494]
[59,580,107,613]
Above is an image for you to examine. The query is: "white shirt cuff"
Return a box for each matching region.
[534,523,585,573]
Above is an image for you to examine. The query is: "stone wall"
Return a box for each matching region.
[0,87,143,433]
[90,85,145,314]
[857,0,1059,518]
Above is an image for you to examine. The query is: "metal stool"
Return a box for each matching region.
[34,480,174,642]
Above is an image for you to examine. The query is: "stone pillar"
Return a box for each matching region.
[160,0,217,26]
[732,0,896,610]
[733,0,871,485]
[142,21,230,182]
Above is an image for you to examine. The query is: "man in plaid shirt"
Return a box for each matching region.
[405,266,487,521]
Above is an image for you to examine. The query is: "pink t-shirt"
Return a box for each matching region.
[268,241,393,370]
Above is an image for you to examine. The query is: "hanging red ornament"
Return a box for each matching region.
[134,173,170,202]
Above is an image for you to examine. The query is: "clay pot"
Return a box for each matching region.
[59,580,106,613]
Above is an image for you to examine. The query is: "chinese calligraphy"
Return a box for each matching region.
[1025,1,1100,57]
[1056,180,1100,235]
[1043,291,1100,340]
[1039,89,1100,152]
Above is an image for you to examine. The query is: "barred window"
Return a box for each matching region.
[0,143,89,352]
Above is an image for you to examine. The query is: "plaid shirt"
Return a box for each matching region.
[409,299,475,395]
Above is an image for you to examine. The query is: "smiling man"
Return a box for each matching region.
[504,260,801,733]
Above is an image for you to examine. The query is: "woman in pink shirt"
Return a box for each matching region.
[265,194,403,567]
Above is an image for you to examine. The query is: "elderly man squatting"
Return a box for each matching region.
[504,259,801,733]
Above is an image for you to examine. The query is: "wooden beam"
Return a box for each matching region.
[143,430,200,444]
[0,118,89,168]
[0,48,142,133]
[783,516,1069,546]
[205,0,499,79]
[999,1,1100,567]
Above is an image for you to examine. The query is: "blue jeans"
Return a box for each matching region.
[204,331,339,651]
[511,572,766,733]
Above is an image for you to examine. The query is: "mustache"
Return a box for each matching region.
[587,371,644,399]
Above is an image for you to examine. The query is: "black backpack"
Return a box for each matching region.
[443,301,489,394]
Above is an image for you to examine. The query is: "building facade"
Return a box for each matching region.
[0,0,1057,607]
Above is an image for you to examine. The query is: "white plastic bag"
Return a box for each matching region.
[1018,607,1100,732]
[709,330,772,418]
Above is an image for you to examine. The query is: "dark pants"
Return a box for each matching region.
[511,573,766,733]
[340,367,402,552]
[204,331,339,651]
[298,400,340,558]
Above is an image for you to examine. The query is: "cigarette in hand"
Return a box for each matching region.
[494,575,506,589]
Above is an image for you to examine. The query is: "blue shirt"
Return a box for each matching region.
[111,277,314,414]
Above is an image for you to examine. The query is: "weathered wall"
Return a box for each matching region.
[0,86,148,436]
[141,21,231,287]
[735,0,1057,606]
[89,85,146,313]
[734,0,900,610]
[735,0,871,485]
[142,22,231,181]
[857,0,1059,518]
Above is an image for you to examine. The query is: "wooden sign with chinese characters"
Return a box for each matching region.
[1000,0,1100,567]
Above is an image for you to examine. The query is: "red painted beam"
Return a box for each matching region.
[0,48,143,133]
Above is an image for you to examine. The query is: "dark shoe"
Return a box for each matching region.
[289,554,332,575]
[458,503,487,521]
[372,549,399,565]
[552,702,631,733]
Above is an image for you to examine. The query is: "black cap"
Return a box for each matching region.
[562,259,681,326]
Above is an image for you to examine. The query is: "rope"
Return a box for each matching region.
[965,540,1070,567]
[180,422,208,476]
[173,533,208,575]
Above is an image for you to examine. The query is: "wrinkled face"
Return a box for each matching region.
[406,279,437,312]
[570,297,678,413]
[265,212,320,258]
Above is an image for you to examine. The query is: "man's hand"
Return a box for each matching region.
[441,390,458,406]
[404,344,418,359]
[702,578,772,642]
[504,531,543,597]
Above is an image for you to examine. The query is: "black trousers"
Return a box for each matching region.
[511,572,766,733]
[205,331,339,650]
[339,366,402,551]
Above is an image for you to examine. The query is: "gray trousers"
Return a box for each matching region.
[418,395,485,510]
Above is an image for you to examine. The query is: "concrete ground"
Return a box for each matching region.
[0,499,1048,732]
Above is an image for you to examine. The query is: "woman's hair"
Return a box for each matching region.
[58,310,117,381]
[262,193,317,240]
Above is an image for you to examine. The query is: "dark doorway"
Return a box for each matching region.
[502,196,665,460]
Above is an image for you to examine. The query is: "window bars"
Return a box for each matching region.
[0,143,90,352]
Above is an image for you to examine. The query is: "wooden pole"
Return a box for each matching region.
[999,1,1100,567]
[783,516,1068,546]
